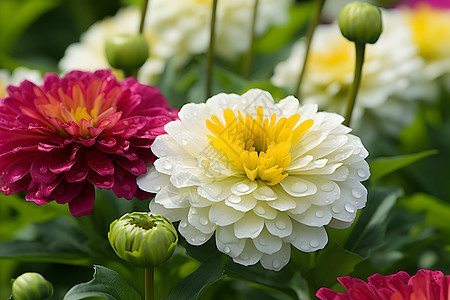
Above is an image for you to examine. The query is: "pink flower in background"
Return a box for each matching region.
[399,0,450,9]
[0,70,177,217]
[316,269,450,300]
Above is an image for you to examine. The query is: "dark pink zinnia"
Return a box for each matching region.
[397,0,450,9]
[0,70,177,217]
[316,269,450,300]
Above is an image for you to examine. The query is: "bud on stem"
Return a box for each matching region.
[12,272,53,300]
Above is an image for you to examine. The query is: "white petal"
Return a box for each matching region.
[327,218,353,229]
[347,160,370,182]
[197,179,237,202]
[170,170,206,188]
[232,239,263,266]
[137,167,169,193]
[323,165,349,181]
[252,185,277,201]
[151,134,187,158]
[279,176,317,197]
[284,222,328,252]
[252,228,282,255]
[265,213,293,238]
[234,211,264,239]
[225,194,257,212]
[267,186,296,211]
[260,242,291,271]
[187,206,217,234]
[309,134,348,159]
[154,156,197,176]
[276,96,299,115]
[154,185,190,209]
[215,225,245,257]
[179,219,214,246]
[253,201,277,219]
[230,180,258,196]
[328,184,362,222]
[297,177,340,206]
[289,197,312,214]
[209,202,245,226]
[149,201,187,222]
[288,205,332,227]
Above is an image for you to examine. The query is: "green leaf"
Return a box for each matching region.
[63,265,142,300]
[0,216,91,265]
[309,244,364,289]
[167,251,224,300]
[345,187,402,257]
[369,149,438,181]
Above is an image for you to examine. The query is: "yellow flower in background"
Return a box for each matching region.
[137,89,370,271]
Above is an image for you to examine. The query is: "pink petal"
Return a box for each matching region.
[113,156,146,176]
[30,156,59,184]
[47,149,78,173]
[316,288,346,300]
[68,183,95,217]
[65,156,89,183]
[53,180,83,204]
[85,150,114,176]
[112,167,137,199]
[87,171,114,189]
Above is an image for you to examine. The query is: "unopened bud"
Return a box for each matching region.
[12,272,53,300]
[338,2,383,44]
[108,212,178,268]
[105,34,149,73]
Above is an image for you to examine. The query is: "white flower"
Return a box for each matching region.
[137,89,369,271]
[271,10,426,139]
[59,1,292,84]
[0,67,42,98]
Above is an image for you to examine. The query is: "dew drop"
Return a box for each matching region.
[199,236,206,242]
[181,139,188,146]
[254,206,266,215]
[309,239,320,248]
[240,253,249,260]
[273,259,281,269]
[38,166,48,175]
[152,185,161,192]
[320,182,334,192]
[344,203,356,213]
[190,237,197,243]
[291,182,307,193]
[76,172,85,178]
[223,246,231,254]
[163,160,173,170]
[180,221,188,228]
[258,238,267,246]
[352,188,363,198]
[332,206,341,214]
[200,217,209,226]
[228,195,241,204]
[260,187,275,197]
[300,243,310,251]
[236,183,250,193]
[122,184,131,192]
[275,221,286,230]
[315,210,325,218]
[103,181,111,186]
[357,168,367,178]
[131,167,139,173]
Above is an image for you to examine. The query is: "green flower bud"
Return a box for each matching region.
[105,34,149,72]
[11,272,53,300]
[108,212,178,268]
[338,2,383,44]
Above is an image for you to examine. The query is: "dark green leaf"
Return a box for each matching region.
[63,265,142,300]
[369,150,438,181]
[345,187,402,257]
[168,251,224,300]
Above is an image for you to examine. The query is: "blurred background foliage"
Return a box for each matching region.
[1,0,450,299]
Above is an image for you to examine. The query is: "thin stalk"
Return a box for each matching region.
[206,0,218,98]
[145,267,154,300]
[139,0,149,34]
[241,0,259,79]
[295,0,326,99]
[343,42,365,127]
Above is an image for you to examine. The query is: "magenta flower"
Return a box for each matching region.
[398,0,450,9]
[316,269,450,300]
[0,70,177,217]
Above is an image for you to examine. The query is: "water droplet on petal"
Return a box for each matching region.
[240,253,249,260]
[200,217,209,226]
[352,188,363,198]
[260,187,275,197]
[131,167,139,173]
[258,238,267,246]
[254,206,266,215]
[180,221,188,228]
[199,236,206,242]
[228,195,241,204]
[181,139,188,146]
[320,183,334,192]
[332,206,341,214]
[300,243,310,251]
[273,259,281,269]
[357,168,367,178]
[275,221,286,230]
[38,166,48,175]
[152,185,161,191]
[309,240,319,248]
[77,172,85,178]
[315,210,324,218]
[223,246,231,254]
[291,182,307,193]
[163,160,173,170]
[344,203,356,213]
[236,183,250,193]
[122,184,131,192]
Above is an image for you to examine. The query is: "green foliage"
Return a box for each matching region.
[63,265,142,300]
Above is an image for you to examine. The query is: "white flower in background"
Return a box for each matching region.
[0,67,42,98]
[137,89,369,271]
[59,0,292,84]
[58,6,166,84]
[271,10,426,139]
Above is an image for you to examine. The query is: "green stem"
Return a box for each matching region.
[139,0,149,34]
[206,0,218,98]
[295,0,326,100]
[343,42,366,127]
[145,267,154,300]
[241,0,259,79]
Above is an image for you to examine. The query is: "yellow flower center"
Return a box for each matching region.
[30,78,121,138]
[406,4,450,62]
[206,106,313,185]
